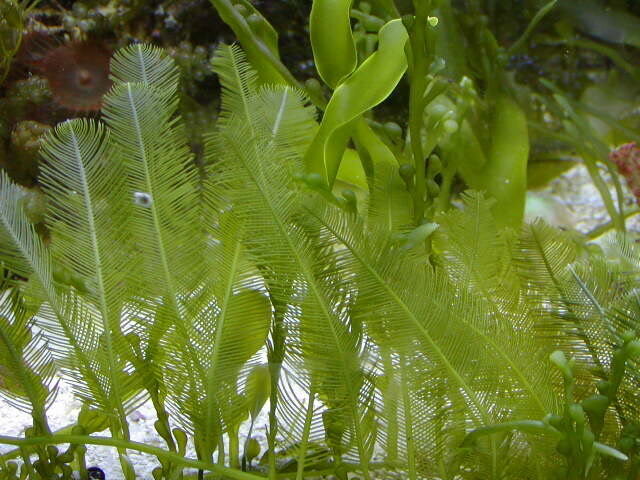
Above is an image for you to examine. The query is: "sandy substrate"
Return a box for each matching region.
[0,377,272,479]
[526,163,640,233]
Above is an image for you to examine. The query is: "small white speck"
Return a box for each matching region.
[133,192,152,207]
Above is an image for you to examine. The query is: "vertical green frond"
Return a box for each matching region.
[103,53,219,458]
[212,43,260,132]
[40,120,133,317]
[257,86,318,159]
[39,118,140,420]
[165,215,272,451]
[102,82,202,294]
[515,221,604,358]
[516,220,579,294]
[366,161,413,233]
[516,225,640,447]
[0,167,119,420]
[434,191,519,305]
[212,44,318,169]
[211,116,377,478]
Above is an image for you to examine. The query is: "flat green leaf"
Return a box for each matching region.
[462,420,560,448]
[215,290,272,378]
[244,364,271,421]
[209,0,289,84]
[482,94,529,229]
[304,19,409,187]
[310,0,357,88]
[594,441,628,461]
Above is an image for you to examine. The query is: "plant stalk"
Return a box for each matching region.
[295,390,316,480]
[406,3,431,223]
[0,435,264,480]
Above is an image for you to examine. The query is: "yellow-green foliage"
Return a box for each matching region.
[0,43,639,480]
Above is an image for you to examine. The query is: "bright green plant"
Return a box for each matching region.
[0,39,638,480]
[1,0,639,479]
[206,0,639,234]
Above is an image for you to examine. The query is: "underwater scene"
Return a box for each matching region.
[1,0,640,478]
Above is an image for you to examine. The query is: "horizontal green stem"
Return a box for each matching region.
[184,462,394,479]
[1,424,75,461]
[0,435,262,480]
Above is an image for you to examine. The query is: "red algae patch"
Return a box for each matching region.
[610,142,640,205]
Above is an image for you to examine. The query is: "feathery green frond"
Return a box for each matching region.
[39,118,141,425]
[165,215,272,455]
[215,128,377,476]
[212,44,260,131]
[256,86,318,160]
[103,45,278,467]
[102,82,202,295]
[366,161,413,233]
[514,226,640,475]
[102,59,209,458]
[4,39,639,480]
[516,220,580,295]
[434,191,520,306]
[307,201,559,477]
[209,44,378,478]
[515,221,610,362]
[0,170,114,413]
[110,43,179,95]
[39,120,133,317]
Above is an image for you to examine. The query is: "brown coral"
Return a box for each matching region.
[39,41,113,111]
